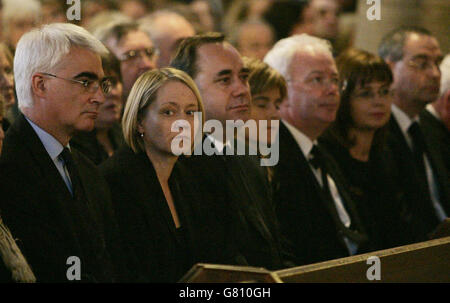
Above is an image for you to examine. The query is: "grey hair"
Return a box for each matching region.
[14,23,109,109]
[264,33,333,79]
[440,54,450,97]
[378,26,432,62]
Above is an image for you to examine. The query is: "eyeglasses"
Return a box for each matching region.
[407,57,442,71]
[118,47,160,62]
[41,72,112,95]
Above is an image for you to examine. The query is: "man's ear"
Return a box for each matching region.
[31,73,47,98]
[384,57,397,71]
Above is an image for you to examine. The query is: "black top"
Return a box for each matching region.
[100,146,245,282]
[319,132,414,250]
[71,123,124,165]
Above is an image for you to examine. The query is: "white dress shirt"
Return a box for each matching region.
[282,120,358,255]
[26,117,74,195]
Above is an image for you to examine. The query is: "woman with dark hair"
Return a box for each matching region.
[0,43,15,131]
[70,53,125,165]
[319,48,404,250]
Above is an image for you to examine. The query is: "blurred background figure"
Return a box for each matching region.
[319,48,404,249]
[40,0,66,24]
[0,43,15,130]
[70,54,125,165]
[80,0,118,28]
[118,0,150,19]
[190,0,223,32]
[231,19,275,60]
[263,0,307,41]
[291,0,352,55]
[98,22,157,102]
[139,10,196,68]
[1,0,41,52]
[223,0,273,34]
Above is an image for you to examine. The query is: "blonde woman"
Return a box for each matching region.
[100,68,244,282]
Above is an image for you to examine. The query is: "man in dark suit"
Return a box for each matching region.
[170,33,291,270]
[420,54,450,175]
[0,23,126,282]
[378,26,450,244]
[264,34,370,266]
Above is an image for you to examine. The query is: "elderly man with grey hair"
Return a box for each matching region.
[0,23,128,282]
[265,34,371,266]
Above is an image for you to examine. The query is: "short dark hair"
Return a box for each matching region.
[378,26,432,62]
[325,48,393,150]
[103,22,140,46]
[169,32,225,79]
[101,53,122,83]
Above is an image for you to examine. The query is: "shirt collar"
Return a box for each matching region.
[425,103,441,121]
[391,104,420,135]
[282,119,316,157]
[206,134,231,154]
[25,117,69,161]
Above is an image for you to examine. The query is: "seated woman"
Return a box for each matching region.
[319,48,405,250]
[70,53,125,165]
[100,68,245,282]
[0,43,15,131]
[0,97,35,282]
[242,56,286,184]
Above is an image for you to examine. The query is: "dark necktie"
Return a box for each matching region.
[309,145,367,246]
[408,122,429,182]
[60,147,83,199]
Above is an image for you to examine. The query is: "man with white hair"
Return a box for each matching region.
[0,23,127,282]
[265,34,370,266]
[420,53,450,177]
[1,0,42,51]
[139,10,196,68]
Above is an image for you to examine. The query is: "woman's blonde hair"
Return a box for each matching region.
[122,67,205,153]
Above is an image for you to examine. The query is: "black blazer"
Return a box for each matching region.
[70,122,124,165]
[385,117,450,243]
[273,122,369,266]
[420,109,450,176]
[180,136,291,270]
[100,146,246,282]
[0,114,125,282]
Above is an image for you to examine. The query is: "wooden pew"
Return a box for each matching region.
[181,236,450,282]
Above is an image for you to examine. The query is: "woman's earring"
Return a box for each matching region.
[140,133,144,138]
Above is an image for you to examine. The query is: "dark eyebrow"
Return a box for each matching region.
[240,68,250,74]
[216,70,232,77]
[253,96,270,102]
[73,72,99,80]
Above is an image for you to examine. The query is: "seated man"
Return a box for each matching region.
[0,23,126,282]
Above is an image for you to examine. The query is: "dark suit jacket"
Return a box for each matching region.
[100,146,246,282]
[420,109,450,176]
[180,136,291,270]
[273,123,370,266]
[385,116,450,243]
[0,114,125,282]
[70,123,124,165]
